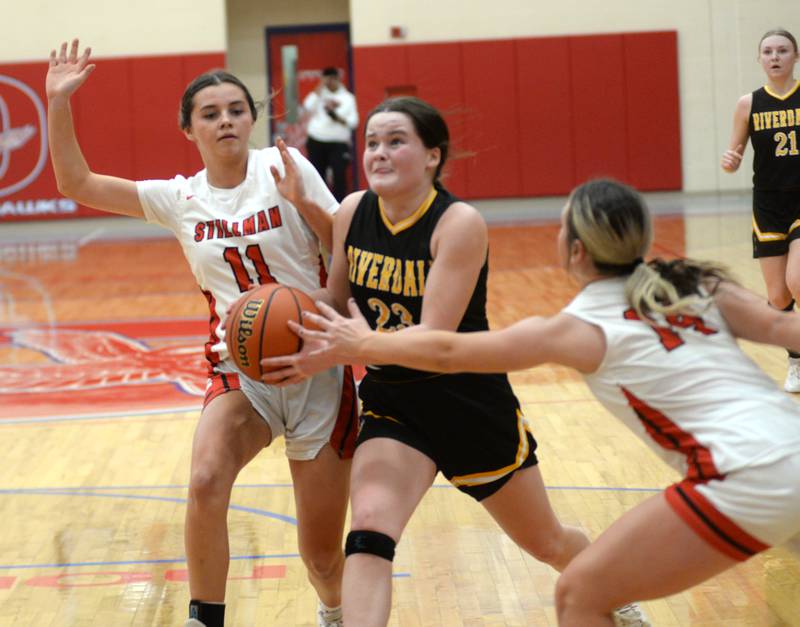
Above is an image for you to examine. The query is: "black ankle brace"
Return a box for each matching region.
[189,599,225,627]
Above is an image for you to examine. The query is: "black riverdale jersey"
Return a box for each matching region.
[345,187,489,381]
[748,82,800,190]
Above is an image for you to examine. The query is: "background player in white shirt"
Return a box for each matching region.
[46,39,355,627]
[302,67,359,201]
[294,178,800,626]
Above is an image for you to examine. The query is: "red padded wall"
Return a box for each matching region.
[462,40,520,198]
[129,57,186,180]
[407,43,467,195]
[569,34,629,183]
[0,52,224,222]
[74,59,136,184]
[624,31,682,190]
[515,37,574,196]
[352,30,681,200]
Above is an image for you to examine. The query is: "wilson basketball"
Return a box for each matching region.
[225,283,319,380]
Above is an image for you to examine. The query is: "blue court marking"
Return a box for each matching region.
[0,554,302,571]
[0,489,296,524]
[0,483,663,494]
[0,480,659,575]
[0,552,411,579]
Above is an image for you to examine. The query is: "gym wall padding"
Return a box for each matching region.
[0,52,224,222]
[353,30,681,197]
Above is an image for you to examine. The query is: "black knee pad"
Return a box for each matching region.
[345,529,396,561]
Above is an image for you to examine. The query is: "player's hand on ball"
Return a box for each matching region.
[300,299,373,364]
[261,299,371,384]
[259,331,333,386]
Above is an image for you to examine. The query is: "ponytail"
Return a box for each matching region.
[624,258,731,318]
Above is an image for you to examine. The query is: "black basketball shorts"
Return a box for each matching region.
[752,189,800,258]
[355,371,539,501]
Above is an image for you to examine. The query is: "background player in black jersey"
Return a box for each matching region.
[262,97,648,626]
[722,28,800,392]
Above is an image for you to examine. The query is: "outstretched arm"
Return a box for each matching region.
[714,280,800,350]
[47,39,143,218]
[298,299,606,374]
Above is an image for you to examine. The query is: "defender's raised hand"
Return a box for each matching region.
[271,137,307,207]
[46,39,95,101]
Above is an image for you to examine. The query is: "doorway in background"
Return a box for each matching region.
[265,23,357,194]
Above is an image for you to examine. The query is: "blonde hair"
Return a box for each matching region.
[566,179,732,318]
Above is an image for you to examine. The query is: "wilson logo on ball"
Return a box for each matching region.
[235,298,264,368]
[225,283,319,380]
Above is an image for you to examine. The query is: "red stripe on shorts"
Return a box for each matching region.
[665,479,770,561]
[204,371,241,407]
[330,365,359,459]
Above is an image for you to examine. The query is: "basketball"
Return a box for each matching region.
[225,283,319,380]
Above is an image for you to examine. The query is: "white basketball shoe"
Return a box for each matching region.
[784,357,800,393]
[613,602,651,626]
[317,601,344,627]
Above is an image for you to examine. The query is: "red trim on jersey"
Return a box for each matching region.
[202,289,222,375]
[621,387,720,481]
[204,370,241,407]
[665,480,770,561]
[329,365,359,459]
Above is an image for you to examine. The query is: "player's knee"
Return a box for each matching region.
[516,530,563,566]
[767,287,793,310]
[187,465,234,506]
[785,275,800,302]
[555,565,591,615]
[555,559,614,617]
[345,530,396,562]
[349,499,388,531]
[301,546,342,581]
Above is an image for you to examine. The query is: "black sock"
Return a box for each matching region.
[189,600,225,627]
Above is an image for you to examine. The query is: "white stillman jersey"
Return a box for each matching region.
[563,278,800,477]
[137,147,337,367]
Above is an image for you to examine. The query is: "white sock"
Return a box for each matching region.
[319,601,343,618]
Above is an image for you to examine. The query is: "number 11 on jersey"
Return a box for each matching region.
[223,244,276,292]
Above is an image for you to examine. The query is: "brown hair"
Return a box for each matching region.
[179,70,257,131]
[365,97,450,184]
[758,29,798,54]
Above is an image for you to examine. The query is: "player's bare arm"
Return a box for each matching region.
[46,39,144,218]
[271,137,333,250]
[714,280,800,350]
[300,301,605,375]
[721,94,751,173]
[414,201,488,332]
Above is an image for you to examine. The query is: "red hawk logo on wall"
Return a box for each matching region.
[0,70,78,221]
[0,74,48,198]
